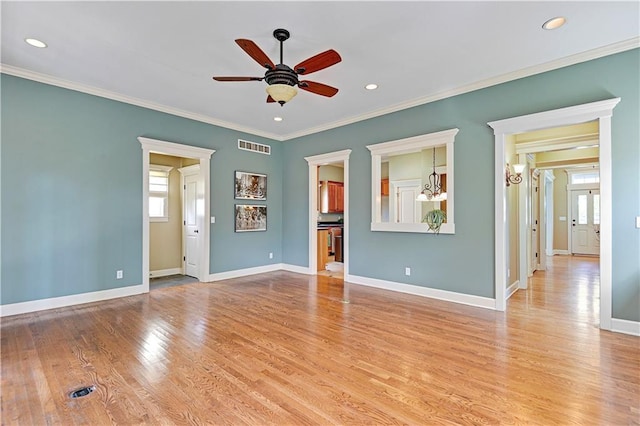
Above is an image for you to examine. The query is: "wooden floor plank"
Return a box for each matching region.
[1,256,638,424]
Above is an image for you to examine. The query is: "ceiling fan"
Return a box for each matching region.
[213,28,342,106]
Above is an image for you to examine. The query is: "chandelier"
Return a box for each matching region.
[416,147,447,202]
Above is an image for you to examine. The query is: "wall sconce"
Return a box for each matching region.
[506,163,525,186]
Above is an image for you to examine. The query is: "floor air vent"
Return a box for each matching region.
[238,139,271,155]
[69,385,95,399]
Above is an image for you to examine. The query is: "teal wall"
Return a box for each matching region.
[282,49,640,321]
[2,49,638,322]
[1,75,283,305]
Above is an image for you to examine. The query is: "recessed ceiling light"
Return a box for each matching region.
[365,83,378,90]
[542,17,566,30]
[25,38,47,48]
[273,116,283,122]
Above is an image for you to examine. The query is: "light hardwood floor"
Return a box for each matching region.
[1,256,638,424]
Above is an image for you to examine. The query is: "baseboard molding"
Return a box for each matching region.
[0,284,145,317]
[281,263,314,275]
[149,267,182,278]
[345,274,496,310]
[553,249,570,255]
[506,280,520,300]
[207,263,282,282]
[610,318,640,336]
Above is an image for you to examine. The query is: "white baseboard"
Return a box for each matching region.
[553,249,570,255]
[506,280,520,299]
[207,263,282,282]
[0,284,145,317]
[149,267,182,278]
[345,274,496,310]
[610,318,640,336]
[281,263,314,275]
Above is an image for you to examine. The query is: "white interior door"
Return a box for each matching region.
[183,173,201,278]
[530,174,540,273]
[396,186,420,223]
[571,189,600,255]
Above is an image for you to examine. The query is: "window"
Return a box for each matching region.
[149,165,173,222]
[367,128,457,234]
[570,171,599,184]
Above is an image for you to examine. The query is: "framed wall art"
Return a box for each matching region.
[235,171,267,200]
[234,204,267,232]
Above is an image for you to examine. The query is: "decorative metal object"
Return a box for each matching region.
[506,163,525,186]
[417,147,446,201]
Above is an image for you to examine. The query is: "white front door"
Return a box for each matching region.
[183,173,201,277]
[571,189,600,255]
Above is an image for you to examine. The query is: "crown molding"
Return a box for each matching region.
[281,37,640,141]
[2,37,638,142]
[0,64,283,141]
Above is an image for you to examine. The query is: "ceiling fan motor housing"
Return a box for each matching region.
[265,64,299,87]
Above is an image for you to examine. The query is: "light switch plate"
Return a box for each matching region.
[636,216,640,229]
[210,216,215,223]
[559,216,566,222]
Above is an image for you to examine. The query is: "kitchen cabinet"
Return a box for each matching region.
[317,229,329,271]
[320,181,344,213]
[381,178,389,196]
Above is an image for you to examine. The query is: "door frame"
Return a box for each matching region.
[139,137,215,292]
[305,149,352,275]
[488,97,619,331]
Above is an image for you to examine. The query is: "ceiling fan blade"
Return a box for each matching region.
[266,95,276,103]
[235,39,276,70]
[298,80,339,97]
[295,50,342,75]
[212,76,264,82]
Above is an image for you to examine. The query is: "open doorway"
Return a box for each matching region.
[147,153,201,290]
[305,149,352,277]
[489,98,619,331]
[139,137,215,293]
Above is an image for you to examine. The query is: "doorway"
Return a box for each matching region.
[139,137,215,293]
[305,149,352,276]
[489,97,620,331]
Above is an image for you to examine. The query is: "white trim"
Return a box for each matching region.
[506,280,520,300]
[345,274,496,310]
[281,263,315,275]
[279,38,639,140]
[553,249,570,255]
[515,135,599,154]
[305,150,352,275]
[149,268,183,279]
[489,98,619,332]
[208,264,281,282]
[610,319,640,337]
[3,38,638,142]
[0,65,282,141]
[0,284,145,317]
[139,137,215,294]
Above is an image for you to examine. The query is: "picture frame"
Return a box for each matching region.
[234,204,267,232]
[234,171,267,200]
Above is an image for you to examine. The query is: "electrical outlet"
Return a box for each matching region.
[116,270,123,279]
[405,267,411,276]
[269,252,273,259]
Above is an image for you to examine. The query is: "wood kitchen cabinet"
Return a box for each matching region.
[320,181,344,213]
[381,178,389,196]
[317,229,329,271]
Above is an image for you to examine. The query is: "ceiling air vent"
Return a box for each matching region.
[238,139,271,155]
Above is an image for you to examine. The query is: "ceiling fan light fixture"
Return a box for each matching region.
[266,84,297,106]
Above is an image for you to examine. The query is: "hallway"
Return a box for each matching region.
[510,255,600,325]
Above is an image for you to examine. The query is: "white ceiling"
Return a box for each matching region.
[2,1,638,141]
